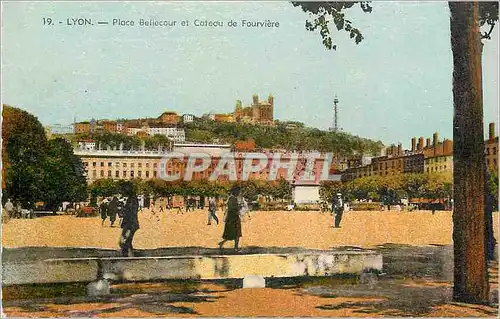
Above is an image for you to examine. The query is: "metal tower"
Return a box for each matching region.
[330,96,339,132]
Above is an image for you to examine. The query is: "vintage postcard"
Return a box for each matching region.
[1,1,499,317]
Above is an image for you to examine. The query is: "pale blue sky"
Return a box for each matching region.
[2,1,498,145]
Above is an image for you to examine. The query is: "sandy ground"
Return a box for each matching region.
[2,210,499,317]
[3,210,498,249]
[3,277,498,317]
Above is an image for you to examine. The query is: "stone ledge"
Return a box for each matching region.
[3,250,383,285]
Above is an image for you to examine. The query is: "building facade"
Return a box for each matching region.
[74,122,91,134]
[147,127,186,142]
[234,94,274,125]
[486,122,498,173]
[158,111,180,125]
[182,114,195,123]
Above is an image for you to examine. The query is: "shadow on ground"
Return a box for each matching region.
[2,244,498,317]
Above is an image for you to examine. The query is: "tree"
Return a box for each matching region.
[2,105,48,206]
[293,1,498,303]
[42,138,88,212]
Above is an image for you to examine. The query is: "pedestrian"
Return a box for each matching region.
[108,195,119,227]
[3,198,14,223]
[119,182,140,257]
[332,192,344,228]
[218,187,242,252]
[207,197,219,225]
[238,195,250,221]
[99,198,109,226]
[138,195,144,212]
[15,201,22,219]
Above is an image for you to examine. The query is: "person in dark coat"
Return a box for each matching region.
[119,183,140,257]
[218,187,242,252]
[332,193,344,228]
[107,196,119,227]
[99,199,109,226]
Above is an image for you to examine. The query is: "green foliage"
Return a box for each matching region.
[69,132,171,151]
[320,172,454,205]
[2,105,87,209]
[292,2,373,50]
[487,170,499,209]
[42,138,88,211]
[2,105,48,206]
[184,121,383,156]
[90,178,292,203]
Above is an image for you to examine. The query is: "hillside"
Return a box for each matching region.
[183,119,384,156]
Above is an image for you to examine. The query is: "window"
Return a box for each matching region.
[92,170,97,178]
[108,171,112,177]
[131,163,135,168]
[108,162,112,167]
[101,162,104,167]
[115,171,119,178]
[131,171,135,177]
[153,163,158,168]
[138,171,142,177]
[138,163,142,168]
[146,171,150,178]
[100,170,104,177]
[93,162,97,167]
[153,171,157,177]
[123,163,127,167]
[123,171,127,177]
[84,162,89,167]
[146,163,150,168]
[115,162,120,167]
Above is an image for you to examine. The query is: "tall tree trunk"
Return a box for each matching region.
[449,1,489,303]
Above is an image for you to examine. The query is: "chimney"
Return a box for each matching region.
[411,137,416,152]
[443,139,453,154]
[397,143,402,155]
[433,132,438,147]
[489,122,495,141]
[426,138,431,149]
[418,137,424,151]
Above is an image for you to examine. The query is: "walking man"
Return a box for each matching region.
[218,187,242,252]
[332,192,344,228]
[207,197,219,225]
[108,195,119,227]
[99,198,109,226]
[119,182,140,257]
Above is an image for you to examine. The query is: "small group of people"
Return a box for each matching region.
[95,182,141,257]
[99,196,122,227]
[2,198,33,222]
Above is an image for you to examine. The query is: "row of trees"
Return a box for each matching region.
[89,178,292,204]
[319,172,455,205]
[184,120,384,156]
[2,105,88,211]
[69,132,172,151]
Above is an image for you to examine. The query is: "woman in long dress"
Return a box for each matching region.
[218,187,242,252]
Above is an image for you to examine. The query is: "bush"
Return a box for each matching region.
[294,203,321,211]
[257,202,288,211]
[350,202,382,211]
